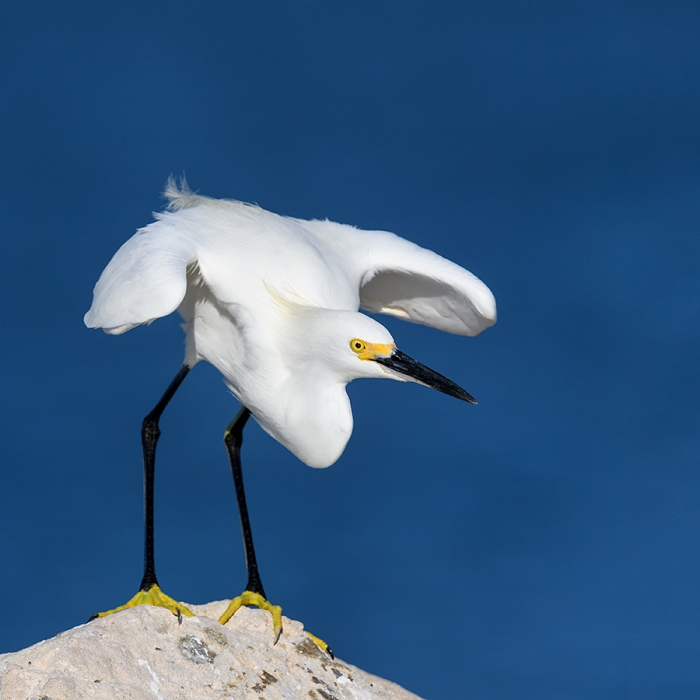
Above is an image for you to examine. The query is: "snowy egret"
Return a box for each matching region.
[84,179,496,650]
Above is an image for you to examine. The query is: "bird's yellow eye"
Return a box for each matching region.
[350,339,366,353]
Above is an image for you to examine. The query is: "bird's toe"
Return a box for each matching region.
[218,590,283,642]
[89,584,194,621]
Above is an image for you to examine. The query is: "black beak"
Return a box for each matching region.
[374,349,477,404]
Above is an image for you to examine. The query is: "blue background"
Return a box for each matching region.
[1,2,699,698]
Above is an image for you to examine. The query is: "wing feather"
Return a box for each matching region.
[84,218,198,335]
[356,230,496,336]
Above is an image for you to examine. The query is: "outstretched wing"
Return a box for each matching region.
[84,217,198,335]
[353,229,496,336]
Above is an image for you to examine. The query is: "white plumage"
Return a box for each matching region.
[85,180,496,467]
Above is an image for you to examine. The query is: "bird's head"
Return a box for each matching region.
[309,310,477,404]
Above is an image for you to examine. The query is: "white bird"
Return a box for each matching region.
[84,179,496,652]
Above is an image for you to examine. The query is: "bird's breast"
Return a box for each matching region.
[248,379,354,469]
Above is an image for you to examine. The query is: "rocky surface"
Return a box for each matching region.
[0,600,423,700]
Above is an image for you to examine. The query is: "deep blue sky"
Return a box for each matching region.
[1,2,699,698]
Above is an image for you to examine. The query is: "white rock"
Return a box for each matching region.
[0,600,424,700]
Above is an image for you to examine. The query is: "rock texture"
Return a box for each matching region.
[0,600,423,700]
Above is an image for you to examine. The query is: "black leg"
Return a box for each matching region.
[219,406,332,657]
[223,407,267,598]
[139,364,190,591]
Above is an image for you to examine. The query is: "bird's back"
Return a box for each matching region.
[170,195,361,315]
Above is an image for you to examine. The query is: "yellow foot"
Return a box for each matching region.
[218,591,332,657]
[219,590,283,643]
[305,630,334,659]
[90,584,194,621]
